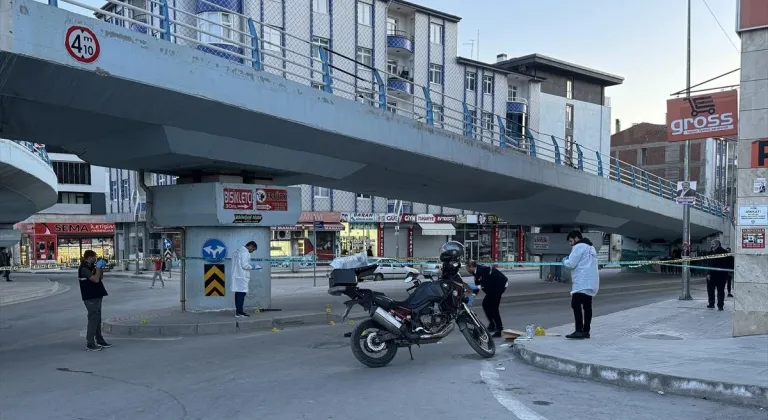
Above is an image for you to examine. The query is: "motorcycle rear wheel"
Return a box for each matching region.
[350,319,398,368]
[458,315,496,358]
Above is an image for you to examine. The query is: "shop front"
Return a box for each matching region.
[339,213,380,256]
[454,215,525,262]
[15,222,116,265]
[271,212,344,263]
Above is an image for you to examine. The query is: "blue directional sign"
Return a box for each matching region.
[201,238,227,263]
[162,238,172,249]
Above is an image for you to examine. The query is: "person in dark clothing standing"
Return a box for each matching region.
[0,248,11,282]
[78,250,111,351]
[466,260,508,338]
[706,240,733,311]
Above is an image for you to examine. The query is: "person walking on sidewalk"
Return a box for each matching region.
[1,248,11,282]
[78,250,112,351]
[149,255,165,289]
[706,240,733,311]
[232,241,260,318]
[466,260,508,338]
[562,230,600,340]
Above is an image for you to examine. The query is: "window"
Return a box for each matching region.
[312,0,328,14]
[58,192,90,204]
[639,148,648,166]
[52,161,91,185]
[429,63,443,85]
[387,101,397,114]
[157,175,167,186]
[357,1,372,26]
[357,193,371,200]
[357,90,374,106]
[429,22,443,44]
[482,112,494,131]
[433,105,444,127]
[311,36,330,60]
[508,86,518,101]
[387,17,397,35]
[566,77,573,99]
[109,180,118,200]
[263,26,282,52]
[465,71,477,91]
[311,82,324,90]
[197,12,237,43]
[314,187,330,198]
[470,110,478,136]
[565,104,574,130]
[564,134,574,163]
[483,75,493,95]
[356,46,372,68]
[120,179,130,199]
[387,59,398,76]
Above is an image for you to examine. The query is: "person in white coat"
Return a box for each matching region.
[562,230,600,339]
[232,241,259,318]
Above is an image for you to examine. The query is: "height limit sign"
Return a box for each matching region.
[65,26,101,64]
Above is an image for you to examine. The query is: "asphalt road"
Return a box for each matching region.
[0,274,763,420]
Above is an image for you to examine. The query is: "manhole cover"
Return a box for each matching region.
[639,334,683,340]
[309,342,348,350]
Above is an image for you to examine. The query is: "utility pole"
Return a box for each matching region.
[680,0,693,300]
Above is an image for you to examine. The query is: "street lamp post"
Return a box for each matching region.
[680,0,693,300]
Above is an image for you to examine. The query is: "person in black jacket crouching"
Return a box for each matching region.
[466,260,509,338]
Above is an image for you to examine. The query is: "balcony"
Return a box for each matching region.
[506,98,527,114]
[386,30,414,55]
[387,77,414,97]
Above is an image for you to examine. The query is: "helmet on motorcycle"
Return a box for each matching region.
[439,241,465,263]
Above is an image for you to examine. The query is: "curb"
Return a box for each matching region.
[0,281,68,306]
[511,342,768,408]
[102,312,343,337]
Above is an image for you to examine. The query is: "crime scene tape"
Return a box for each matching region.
[3,253,735,273]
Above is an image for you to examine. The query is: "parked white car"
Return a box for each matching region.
[364,258,420,281]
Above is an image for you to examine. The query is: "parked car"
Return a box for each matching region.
[362,258,420,281]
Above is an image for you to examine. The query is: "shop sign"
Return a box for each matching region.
[407,226,414,258]
[532,235,550,250]
[380,213,400,223]
[24,223,116,235]
[435,215,456,223]
[741,228,765,249]
[416,214,435,223]
[377,225,384,256]
[222,187,253,210]
[298,212,341,223]
[400,214,457,224]
[344,213,377,223]
[255,188,288,211]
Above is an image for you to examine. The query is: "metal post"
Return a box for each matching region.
[423,86,434,125]
[680,0,693,300]
[312,228,317,287]
[180,228,186,311]
[133,172,140,275]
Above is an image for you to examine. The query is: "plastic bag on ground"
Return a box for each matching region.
[329,252,370,270]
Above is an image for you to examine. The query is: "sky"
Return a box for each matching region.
[56,0,742,133]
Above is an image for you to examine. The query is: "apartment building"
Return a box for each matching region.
[97,0,622,262]
[14,146,112,265]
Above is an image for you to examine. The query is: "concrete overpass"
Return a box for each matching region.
[0,0,728,242]
[0,140,57,248]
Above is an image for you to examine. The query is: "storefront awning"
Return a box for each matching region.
[418,223,456,236]
[272,223,346,231]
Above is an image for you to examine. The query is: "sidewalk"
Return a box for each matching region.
[0,280,68,306]
[511,296,768,408]
[102,271,706,338]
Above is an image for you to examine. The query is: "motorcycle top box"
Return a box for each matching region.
[328,264,378,296]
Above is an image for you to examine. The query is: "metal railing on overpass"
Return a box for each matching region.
[8,141,52,166]
[45,0,727,218]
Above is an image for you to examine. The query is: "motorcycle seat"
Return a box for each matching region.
[372,291,410,310]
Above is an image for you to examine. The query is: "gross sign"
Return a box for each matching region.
[65,26,101,64]
[223,188,253,210]
[666,91,738,142]
[741,228,765,249]
[533,235,549,250]
[255,188,288,211]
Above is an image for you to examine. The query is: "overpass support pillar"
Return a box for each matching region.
[733,26,768,336]
[527,228,604,283]
[0,225,21,249]
[150,177,302,311]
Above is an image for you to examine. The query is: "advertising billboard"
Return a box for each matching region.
[737,0,768,33]
[666,90,738,142]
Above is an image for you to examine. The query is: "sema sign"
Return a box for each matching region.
[666,91,738,142]
[223,188,253,210]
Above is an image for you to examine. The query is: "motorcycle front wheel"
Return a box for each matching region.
[457,314,496,358]
[349,319,398,368]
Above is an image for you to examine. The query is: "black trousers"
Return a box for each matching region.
[84,297,104,345]
[235,292,246,314]
[707,277,727,308]
[571,293,593,333]
[726,276,733,294]
[481,288,505,331]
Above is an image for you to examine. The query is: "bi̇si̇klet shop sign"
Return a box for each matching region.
[222,187,288,211]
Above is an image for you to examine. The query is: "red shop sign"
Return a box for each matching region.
[223,187,254,210]
[256,188,288,211]
[31,223,115,235]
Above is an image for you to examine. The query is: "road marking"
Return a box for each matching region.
[480,361,549,420]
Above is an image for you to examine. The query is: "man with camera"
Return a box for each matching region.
[78,250,111,351]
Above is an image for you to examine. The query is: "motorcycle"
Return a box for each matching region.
[328,261,496,368]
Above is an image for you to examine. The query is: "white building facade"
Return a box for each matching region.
[98,0,622,263]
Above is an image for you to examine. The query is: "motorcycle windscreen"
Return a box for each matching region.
[406,281,449,310]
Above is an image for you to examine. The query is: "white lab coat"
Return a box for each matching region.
[231,246,254,293]
[563,241,600,296]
